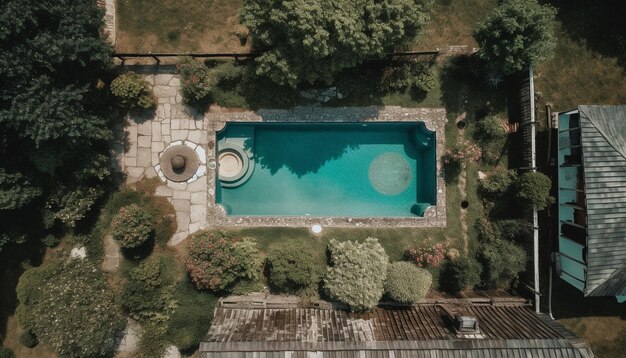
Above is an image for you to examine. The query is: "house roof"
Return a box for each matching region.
[200,297,592,358]
[578,105,626,296]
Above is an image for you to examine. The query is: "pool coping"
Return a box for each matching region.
[204,106,447,228]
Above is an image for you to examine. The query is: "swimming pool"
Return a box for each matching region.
[216,122,436,217]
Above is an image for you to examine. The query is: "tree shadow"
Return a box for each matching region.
[121,235,155,261]
[549,0,626,70]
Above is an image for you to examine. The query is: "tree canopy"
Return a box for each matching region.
[241,0,432,87]
[473,0,556,74]
[0,0,113,249]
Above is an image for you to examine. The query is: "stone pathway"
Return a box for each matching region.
[115,319,141,357]
[102,235,121,272]
[122,73,208,245]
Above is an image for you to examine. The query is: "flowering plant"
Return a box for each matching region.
[176,57,214,107]
[443,140,482,166]
[405,241,449,268]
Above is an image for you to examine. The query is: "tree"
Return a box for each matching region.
[324,238,389,312]
[16,259,125,358]
[515,171,554,210]
[241,0,433,87]
[0,0,113,249]
[473,0,556,74]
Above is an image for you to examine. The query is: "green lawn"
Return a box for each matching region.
[535,24,626,112]
[116,0,247,53]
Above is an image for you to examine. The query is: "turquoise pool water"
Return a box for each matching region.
[216,122,436,217]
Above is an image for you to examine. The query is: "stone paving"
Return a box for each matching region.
[122,73,208,245]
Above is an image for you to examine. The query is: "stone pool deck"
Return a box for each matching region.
[119,70,447,246]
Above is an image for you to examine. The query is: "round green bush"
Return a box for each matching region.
[476,116,507,141]
[186,231,260,292]
[267,245,322,294]
[438,257,482,294]
[515,171,554,210]
[479,166,517,197]
[0,346,14,358]
[384,262,432,304]
[110,72,156,109]
[324,238,389,312]
[19,329,38,348]
[479,239,527,288]
[111,204,155,249]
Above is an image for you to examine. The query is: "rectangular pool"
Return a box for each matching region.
[216,122,436,217]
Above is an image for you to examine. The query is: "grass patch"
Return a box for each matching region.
[411,0,497,50]
[535,24,626,112]
[116,0,246,53]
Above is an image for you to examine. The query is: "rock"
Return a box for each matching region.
[478,171,487,180]
[163,345,180,358]
[70,246,87,259]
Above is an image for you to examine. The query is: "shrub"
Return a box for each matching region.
[379,61,436,94]
[0,346,14,358]
[177,57,214,108]
[473,0,556,74]
[324,238,389,312]
[267,245,323,294]
[16,259,125,358]
[479,166,517,197]
[443,140,482,167]
[479,239,527,288]
[19,329,38,348]
[384,262,432,304]
[166,280,219,353]
[111,204,155,249]
[110,72,156,109]
[438,257,482,294]
[495,219,532,242]
[515,171,554,210]
[186,231,260,291]
[129,257,163,288]
[404,241,448,268]
[475,116,507,141]
[41,234,60,248]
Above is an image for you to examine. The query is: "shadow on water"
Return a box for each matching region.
[245,131,360,177]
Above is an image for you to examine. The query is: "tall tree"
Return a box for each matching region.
[473,0,556,74]
[0,0,113,249]
[241,0,432,87]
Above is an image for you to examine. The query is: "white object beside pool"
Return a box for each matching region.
[311,224,323,234]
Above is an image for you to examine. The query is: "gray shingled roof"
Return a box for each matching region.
[200,299,592,358]
[578,105,626,296]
